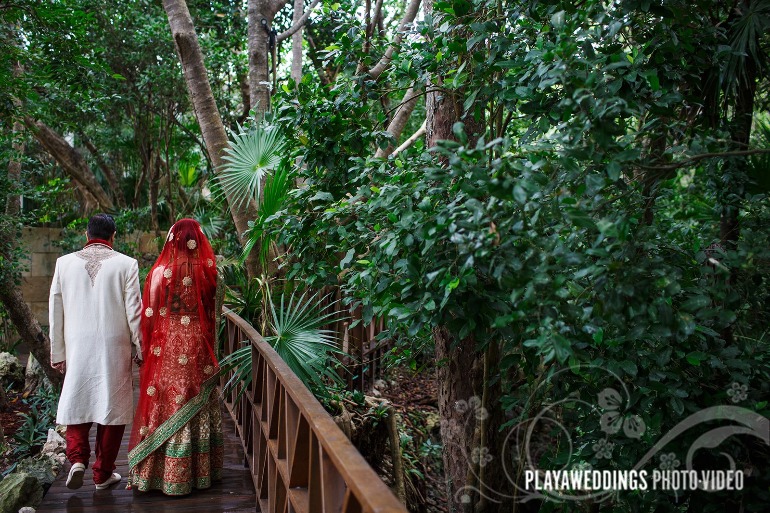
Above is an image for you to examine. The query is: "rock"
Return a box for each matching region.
[40,429,66,466]
[369,388,382,398]
[23,354,50,396]
[18,508,36,513]
[373,379,387,390]
[16,454,62,490]
[0,473,43,513]
[0,352,23,385]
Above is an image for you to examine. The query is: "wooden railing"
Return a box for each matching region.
[221,307,408,513]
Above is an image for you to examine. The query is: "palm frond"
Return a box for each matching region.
[265,289,347,388]
[218,288,348,401]
[240,164,292,268]
[219,125,287,209]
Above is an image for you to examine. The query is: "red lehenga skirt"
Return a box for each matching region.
[127,315,224,495]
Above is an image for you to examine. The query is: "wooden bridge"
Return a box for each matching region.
[36,309,407,513]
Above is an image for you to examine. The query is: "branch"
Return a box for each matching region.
[366,0,422,79]
[276,0,322,43]
[375,85,420,158]
[391,120,426,157]
[637,148,770,171]
[23,117,114,211]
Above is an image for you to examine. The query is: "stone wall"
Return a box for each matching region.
[19,227,162,326]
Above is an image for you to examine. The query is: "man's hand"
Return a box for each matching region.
[52,361,66,374]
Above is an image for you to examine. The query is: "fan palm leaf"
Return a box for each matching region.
[219,125,287,209]
[219,288,347,400]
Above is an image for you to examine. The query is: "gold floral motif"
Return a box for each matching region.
[74,246,117,287]
[207,258,214,267]
[163,268,172,279]
[181,315,190,326]
[204,365,213,375]
[152,346,161,356]
[139,426,148,436]
[178,354,189,365]
[182,276,193,287]
[187,239,197,250]
[146,386,156,396]
[175,394,184,404]
[159,307,167,317]
[144,307,154,317]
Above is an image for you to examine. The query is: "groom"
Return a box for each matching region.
[49,213,143,490]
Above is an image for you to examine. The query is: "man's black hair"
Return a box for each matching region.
[87,214,117,240]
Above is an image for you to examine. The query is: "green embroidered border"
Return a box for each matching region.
[128,372,221,469]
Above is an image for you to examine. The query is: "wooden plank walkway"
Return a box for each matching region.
[36,369,257,513]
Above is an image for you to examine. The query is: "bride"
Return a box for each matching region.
[127,218,223,495]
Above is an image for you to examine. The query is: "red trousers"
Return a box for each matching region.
[65,423,125,484]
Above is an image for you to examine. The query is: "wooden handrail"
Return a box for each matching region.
[221,307,408,513]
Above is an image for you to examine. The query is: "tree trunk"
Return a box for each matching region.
[23,118,114,212]
[80,134,125,208]
[0,286,62,389]
[434,327,483,513]
[248,0,288,119]
[290,0,304,83]
[163,0,261,277]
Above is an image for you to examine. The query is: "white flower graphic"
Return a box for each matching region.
[139,426,148,436]
[598,388,646,439]
[163,268,172,279]
[146,386,156,397]
[727,382,748,403]
[187,239,197,250]
[471,447,494,467]
[151,346,161,356]
[204,365,214,375]
[160,307,167,317]
[454,396,489,420]
[178,354,189,365]
[181,315,190,326]
[207,258,214,267]
[144,307,153,317]
[659,452,680,470]
[175,394,184,404]
[592,438,614,460]
[183,276,193,287]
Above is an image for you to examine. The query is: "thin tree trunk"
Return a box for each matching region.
[434,327,482,513]
[163,0,261,277]
[375,86,420,158]
[290,0,304,83]
[367,0,421,79]
[80,134,125,208]
[150,151,160,231]
[23,118,114,211]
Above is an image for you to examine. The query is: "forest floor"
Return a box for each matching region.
[0,388,32,474]
[377,365,448,513]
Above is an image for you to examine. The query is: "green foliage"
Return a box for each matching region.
[219,124,288,208]
[12,383,58,457]
[220,286,347,396]
[262,0,770,511]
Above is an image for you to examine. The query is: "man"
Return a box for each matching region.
[49,213,143,490]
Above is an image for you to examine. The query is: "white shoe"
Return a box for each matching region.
[66,463,85,489]
[95,472,122,490]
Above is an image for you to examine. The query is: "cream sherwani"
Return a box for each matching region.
[49,243,142,425]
